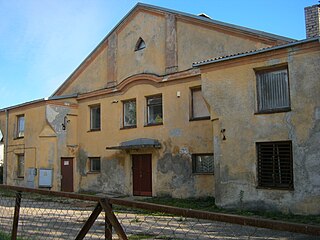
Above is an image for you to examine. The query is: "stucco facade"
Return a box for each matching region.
[1,3,318,214]
[197,38,320,215]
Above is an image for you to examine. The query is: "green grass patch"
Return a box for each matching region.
[0,230,30,240]
[138,197,320,225]
[128,233,156,239]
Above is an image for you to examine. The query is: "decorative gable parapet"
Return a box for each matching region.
[165,13,178,74]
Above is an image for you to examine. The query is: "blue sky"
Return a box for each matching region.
[0,0,316,109]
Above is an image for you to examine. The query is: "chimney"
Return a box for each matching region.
[304,4,320,38]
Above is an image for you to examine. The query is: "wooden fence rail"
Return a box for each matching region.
[0,185,319,239]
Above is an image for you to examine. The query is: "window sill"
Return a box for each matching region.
[87,171,101,174]
[14,137,24,140]
[144,123,163,127]
[256,186,294,191]
[87,129,101,132]
[16,177,24,180]
[193,172,214,175]
[189,116,210,121]
[120,126,137,130]
[254,108,291,115]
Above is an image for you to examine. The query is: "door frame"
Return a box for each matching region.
[132,154,152,196]
[60,157,74,192]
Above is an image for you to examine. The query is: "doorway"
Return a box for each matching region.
[132,154,152,196]
[61,157,74,192]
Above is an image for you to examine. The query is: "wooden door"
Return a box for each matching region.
[61,157,74,192]
[132,154,152,196]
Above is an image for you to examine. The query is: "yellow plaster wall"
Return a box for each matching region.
[176,20,272,70]
[0,100,79,191]
[61,46,109,95]
[76,78,214,197]
[201,43,320,214]
[117,12,166,82]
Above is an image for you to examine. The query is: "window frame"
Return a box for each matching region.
[192,153,214,174]
[89,104,101,131]
[89,157,101,173]
[16,115,25,138]
[122,99,137,129]
[146,94,163,126]
[17,154,25,178]
[256,141,293,190]
[135,37,146,51]
[255,66,291,114]
[190,87,210,121]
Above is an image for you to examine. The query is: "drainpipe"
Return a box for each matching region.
[4,109,9,185]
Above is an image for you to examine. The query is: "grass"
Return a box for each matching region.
[0,231,10,240]
[0,231,29,240]
[128,233,156,239]
[139,197,320,226]
[128,234,182,240]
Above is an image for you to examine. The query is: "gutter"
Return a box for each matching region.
[4,109,8,184]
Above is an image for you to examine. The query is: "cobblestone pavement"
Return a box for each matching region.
[0,197,318,239]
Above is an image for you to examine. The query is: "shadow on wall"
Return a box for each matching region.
[0,166,3,184]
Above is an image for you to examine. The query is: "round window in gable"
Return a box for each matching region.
[135,37,146,51]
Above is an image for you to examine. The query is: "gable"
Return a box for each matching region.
[52,3,293,98]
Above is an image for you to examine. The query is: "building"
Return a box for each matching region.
[0,3,319,214]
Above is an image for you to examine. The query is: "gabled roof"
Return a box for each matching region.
[51,2,294,97]
[193,37,320,67]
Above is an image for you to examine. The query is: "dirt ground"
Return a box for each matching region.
[0,196,318,240]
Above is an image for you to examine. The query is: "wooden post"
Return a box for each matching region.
[105,204,113,240]
[100,199,128,240]
[75,203,102,240]
[11,192,22,240]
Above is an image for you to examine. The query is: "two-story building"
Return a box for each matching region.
[0,3,319,214]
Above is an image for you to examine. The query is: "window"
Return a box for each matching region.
[90,105,101,131]
[191,87,210,120]
[17,154,24,178]
[146,95,163,125]
[256,67,290,113]
[123,100,137,128]
[135,37,146,51]
[257,141,293,190]
[17,115,25,138]
[192,154,214,174]
[89,157,101,172]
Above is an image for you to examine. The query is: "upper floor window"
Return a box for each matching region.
[89,157,101,172]
[192,154,214,174]
[135,37,146,51]
[17,154,24,178]
[191,87,210,120]
[146,95,163,125]
[123,99,137,128]
[256,67,290,113]
[257,141,293,190]
[90,105,101,131]
[17,115,25,138]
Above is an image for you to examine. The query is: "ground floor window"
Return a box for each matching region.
[257,141,293,190]
[89,157,101,172]
[17,154,24,178]
[192,154,214,174]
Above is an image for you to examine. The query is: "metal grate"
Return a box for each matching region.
[257,141,293,189]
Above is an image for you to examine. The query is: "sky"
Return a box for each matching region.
[0,0,317,109]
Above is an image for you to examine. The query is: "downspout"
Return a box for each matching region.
[4,109,9,185]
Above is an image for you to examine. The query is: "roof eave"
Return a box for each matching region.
[193,37,320,67]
